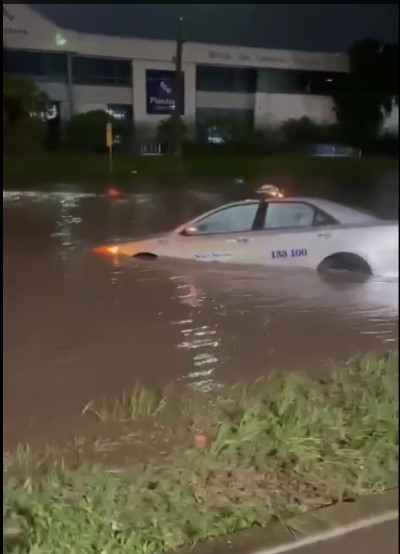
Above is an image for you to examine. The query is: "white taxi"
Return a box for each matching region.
[94,195,398,278]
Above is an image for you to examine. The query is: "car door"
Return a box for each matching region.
[244,201,337,269]
[171,201,263,263]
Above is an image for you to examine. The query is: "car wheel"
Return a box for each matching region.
[318,253,372,278]
[132,253,158,260]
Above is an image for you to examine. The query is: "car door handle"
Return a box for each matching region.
[235,237,250,243]
[317,232,331,239]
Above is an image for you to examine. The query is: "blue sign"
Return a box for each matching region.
[146,70,184,115]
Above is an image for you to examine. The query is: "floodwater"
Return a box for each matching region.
[3,176,399,448]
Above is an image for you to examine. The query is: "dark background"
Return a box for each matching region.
[31,4,398,52]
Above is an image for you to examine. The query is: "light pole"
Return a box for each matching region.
[173,16,184,158]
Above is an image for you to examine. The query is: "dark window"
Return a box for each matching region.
[197,66,257,93]
[73,56,131,86]
[4,49,67,82]
[263,202,315,229]
[258,68,347,96]
[263,202,336,230]
[313,211,336,226]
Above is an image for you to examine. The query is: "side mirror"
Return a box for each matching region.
[181,226,198,237]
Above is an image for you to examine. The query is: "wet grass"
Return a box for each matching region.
[3,353,398,554]
[3,153,398,186]
[82,384,169,422]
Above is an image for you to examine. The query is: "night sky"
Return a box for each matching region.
[31,4,398,53]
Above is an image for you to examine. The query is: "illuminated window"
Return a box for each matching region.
[196,108,254,143]
[30,102,60,122]
[107,104,133,121]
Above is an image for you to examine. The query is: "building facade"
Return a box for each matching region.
[3,3,398,139]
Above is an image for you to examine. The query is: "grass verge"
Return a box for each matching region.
[3,153,398,186]
[82,384,169,422]
[3,353,399,554]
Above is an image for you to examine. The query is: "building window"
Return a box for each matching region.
[106,104,133,150]
[257,68,347,96]
[4,49,67,82]
[197,66,257,93]
[107,104,133,122]
[196,108,254,144]
[72,56,131,86]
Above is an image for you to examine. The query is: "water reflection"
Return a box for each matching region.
[171,277,222,392]
[51,194,83,262]
[3,179,399,446]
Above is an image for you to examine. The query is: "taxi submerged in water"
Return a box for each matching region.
[94,188,399,278]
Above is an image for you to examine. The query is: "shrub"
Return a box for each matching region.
[3,75,49,153]
[281,116,340,145]
[157,116,188,155]
[67,110,132,153]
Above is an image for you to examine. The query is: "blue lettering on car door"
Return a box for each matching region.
[271,249,308,259]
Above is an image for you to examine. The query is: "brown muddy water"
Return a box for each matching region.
[3,176,399,448]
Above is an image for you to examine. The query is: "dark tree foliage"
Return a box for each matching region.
[332,39,398,146]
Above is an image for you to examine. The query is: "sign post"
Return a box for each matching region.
[106,122,113,176]
[173,16,184,159]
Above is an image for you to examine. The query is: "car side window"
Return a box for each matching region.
[314,210,336,226]
[264,202,315,229]
[193,203,259,235]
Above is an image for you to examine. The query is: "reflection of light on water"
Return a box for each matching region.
[176,283,203,309]
[132,194,153,204]
[3,191,96,202]
[110,258,123,299]
[171,277,223,392]
[51,195,83,261]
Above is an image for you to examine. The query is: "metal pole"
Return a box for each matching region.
[173,16,184,158]
[66,53,75,117]
[109,143,113,177]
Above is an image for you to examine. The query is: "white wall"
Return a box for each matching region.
[73,86,133,114]
[37,82,68,102]
[184,44,348,73]
[382,105,399,135]
[196,92,255,111]
[255,93,336,127]
[3,3,64,52]
[36,82,133,118]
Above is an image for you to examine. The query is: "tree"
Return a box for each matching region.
[332,39,398,146]
[3,75,50,153]
[67,110,131,152]
[280,117,339,146]
[157,117,188,155]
